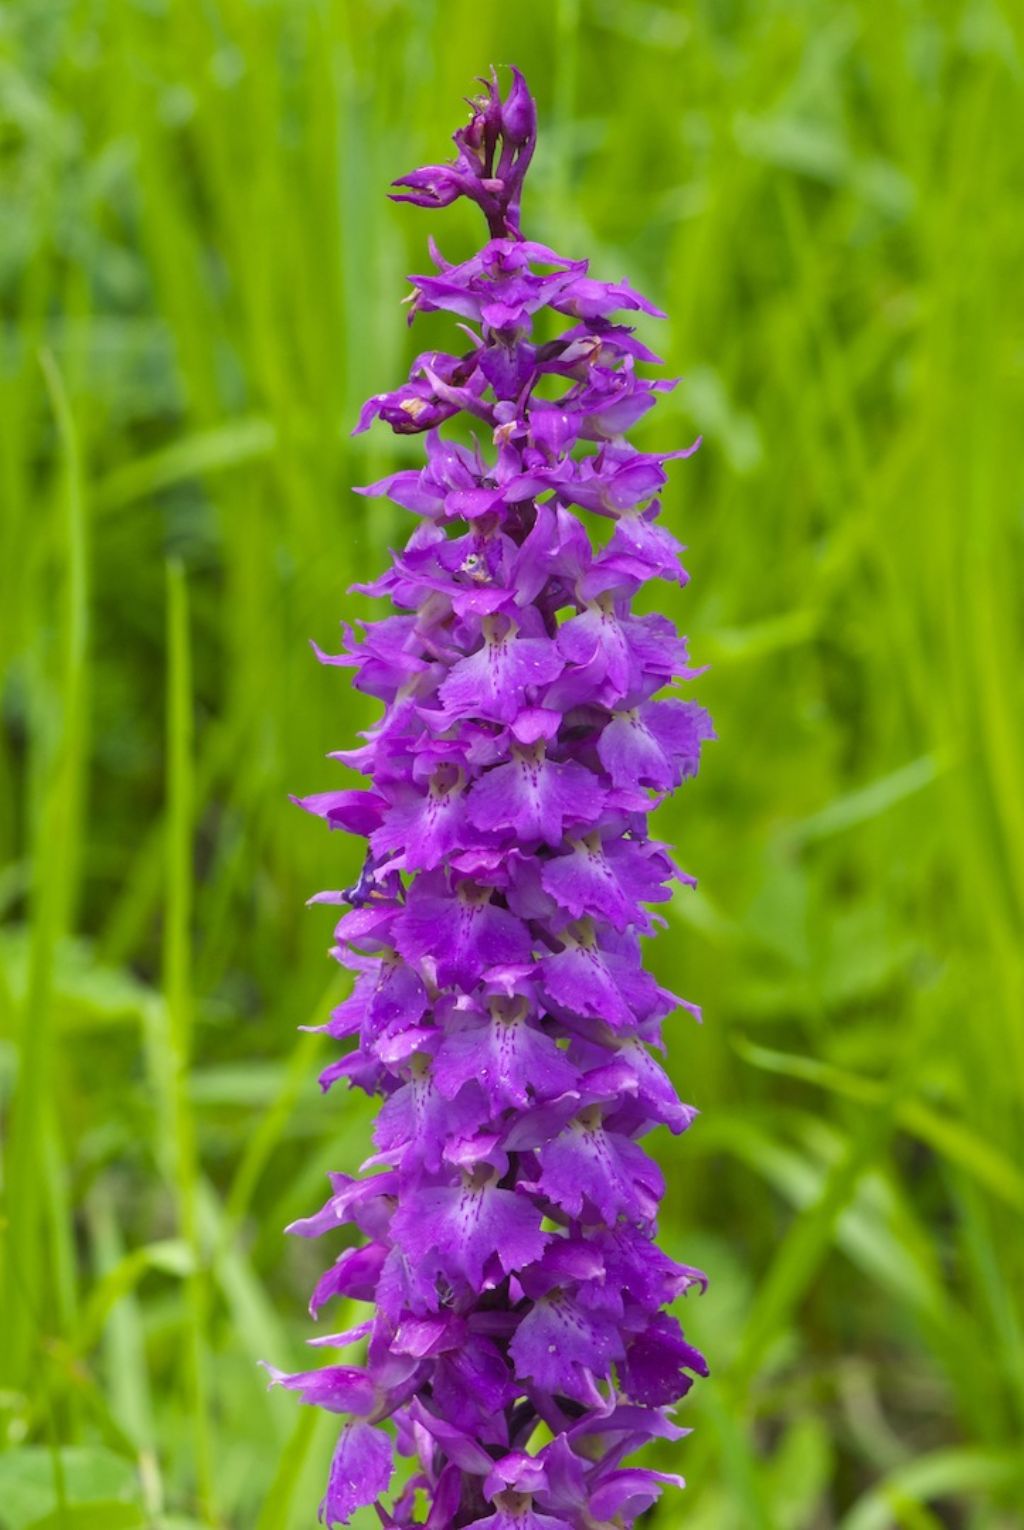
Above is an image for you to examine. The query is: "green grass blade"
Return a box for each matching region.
[161,563,215,1524]
[2,349,89,1390]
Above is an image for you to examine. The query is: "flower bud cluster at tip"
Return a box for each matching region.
[390,66,536,240]
[277,66,713,1530]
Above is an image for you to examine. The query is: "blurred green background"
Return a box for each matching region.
[2,0,1023,1526]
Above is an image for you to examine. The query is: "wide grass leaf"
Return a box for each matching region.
[839,1447,1024,1530]
[0,1449,140,1530]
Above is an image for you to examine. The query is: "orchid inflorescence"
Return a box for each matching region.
[273,66,712,1530]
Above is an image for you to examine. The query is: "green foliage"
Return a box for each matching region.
[0,1446,143,1530]
[1,1,1022,1525]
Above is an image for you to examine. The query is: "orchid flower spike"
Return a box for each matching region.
[277,66,712,1530]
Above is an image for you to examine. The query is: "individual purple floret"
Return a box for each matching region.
[275,66,712,1529]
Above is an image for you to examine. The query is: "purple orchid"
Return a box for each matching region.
[276,67,712,1528]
